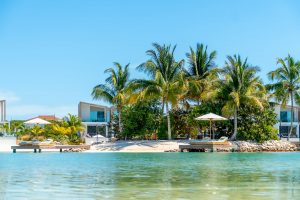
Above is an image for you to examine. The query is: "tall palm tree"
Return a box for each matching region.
[221,55,266,140]
[267,55,300,141]
[184,43,218,105]
[130,43,185,140]
[92,62,130,134]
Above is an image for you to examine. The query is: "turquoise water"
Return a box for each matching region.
[0,153,300,200]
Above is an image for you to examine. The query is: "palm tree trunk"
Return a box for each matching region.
[118,106,123,139]
[162,98,165,113]
[166,102,171,140]
[288,93,294,141]
[230,107,238,140]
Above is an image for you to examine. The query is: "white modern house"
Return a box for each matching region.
[274,104,300,139]
[78,102,114,143]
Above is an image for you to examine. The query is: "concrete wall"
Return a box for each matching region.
[0,137,16,152]
[79,102,91,122]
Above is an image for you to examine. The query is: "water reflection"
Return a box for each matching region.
[0,152,300,199]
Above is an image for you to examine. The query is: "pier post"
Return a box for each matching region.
[60,148,62,153]
[13,149,16,153]
[38,149,41,153]
[34,149,37,153]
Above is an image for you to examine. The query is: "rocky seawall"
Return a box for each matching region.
[216,140,298,152]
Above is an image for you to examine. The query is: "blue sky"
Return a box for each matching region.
[1,0,300,119]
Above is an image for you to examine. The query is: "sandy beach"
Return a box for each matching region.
[0,138,189,152]
[87,140,190,152]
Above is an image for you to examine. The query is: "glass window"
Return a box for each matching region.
[280,111,291,122]
[280,126,297,138]
[90,111,105,122]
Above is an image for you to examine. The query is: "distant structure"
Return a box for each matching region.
[0,100,6,122]
[78,101,114,138]
[36,115,61,121]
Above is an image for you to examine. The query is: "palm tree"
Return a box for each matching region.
[30,126,44,137]
[267,55,300,141]
[10,120,25,133]
[92,62,130,135]
[221,55,266,140]
[65,114,84,135]
[185,43,217,104]
[130,43,185,140]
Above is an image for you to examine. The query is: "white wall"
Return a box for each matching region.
[0,137,16,152]
[79,103,90,122]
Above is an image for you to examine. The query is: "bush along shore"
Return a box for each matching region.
[215,140,298,152]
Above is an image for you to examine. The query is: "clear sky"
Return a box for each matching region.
[1,0,300,120]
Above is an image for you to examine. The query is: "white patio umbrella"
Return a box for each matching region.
[195,113,227,139]
[24,117,51,125]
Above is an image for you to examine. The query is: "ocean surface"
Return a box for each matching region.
[0,152,300,200]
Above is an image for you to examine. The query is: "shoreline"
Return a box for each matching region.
[1,139,299,153]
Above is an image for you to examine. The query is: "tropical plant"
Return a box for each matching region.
[120,100,161,140]
[186,102,232,139]
[92,62,130,135]
[184,43,218,104]
[130,43,185,139]
[30,126,44,137]
[10,120,25,134]
[0,123,9,134]
[170,108,193,139]
[267,55,300,141]
[220,55,266,140]
[237,104,278,143]
[64,114,84,136]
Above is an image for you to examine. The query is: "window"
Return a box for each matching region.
[280,111,291,122]
[90,111,105,122]
[279,126,297,138]
[87,126,106,137]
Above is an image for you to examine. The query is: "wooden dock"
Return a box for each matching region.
[11,145,90,153]
[179,143,233,152]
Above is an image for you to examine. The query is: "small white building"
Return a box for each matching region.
[274,104,300,139]
[78,102,114,141]
[0,100,6,122]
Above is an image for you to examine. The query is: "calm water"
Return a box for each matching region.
[0,152,300,200]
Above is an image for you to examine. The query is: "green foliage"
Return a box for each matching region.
[157,116,168,140]
[46,114,84,144]
[92,62,131,134]
[130,43,185,139]
[120,100,161,140]
[30,126,44,137]
[170,108,192,138]
[186,104,232,139]
[237,105,278,143]
[17,114,84,145]
[267,55,300,140]
[220,54,266,140]
[184,43,218,104]
[89,43,300,143]
[10,120,25,134]
[0,123,9,134]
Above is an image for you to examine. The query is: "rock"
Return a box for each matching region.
[63,148,85,152]
[231,140,297,152]
[164,149,179,152]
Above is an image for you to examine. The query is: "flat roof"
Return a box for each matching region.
[79,101,112,109]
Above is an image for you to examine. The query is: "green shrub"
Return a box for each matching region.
[237,105,278,143]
